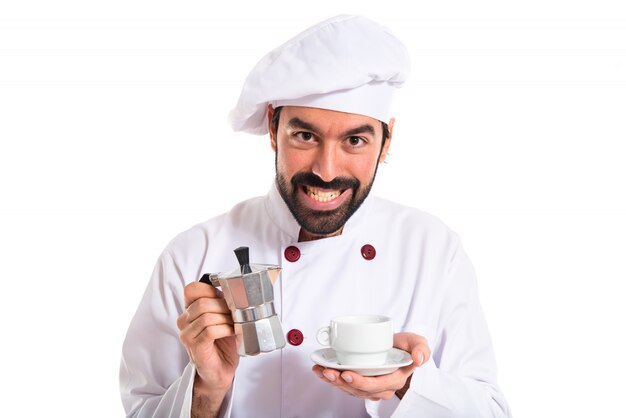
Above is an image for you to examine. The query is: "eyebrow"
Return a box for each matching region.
[343,124,376,137]
[286,117,319,134]
[286,117,377,137]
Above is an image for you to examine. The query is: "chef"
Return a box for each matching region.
[120,15,511,418]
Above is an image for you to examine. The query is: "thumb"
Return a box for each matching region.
[394,332,430,367]
[412,347,426,367]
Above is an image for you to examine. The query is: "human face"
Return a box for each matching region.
[269,106,393,240]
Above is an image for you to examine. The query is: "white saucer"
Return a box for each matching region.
[311,347,413,376]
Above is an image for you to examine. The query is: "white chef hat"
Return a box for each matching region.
[228,15,410,135]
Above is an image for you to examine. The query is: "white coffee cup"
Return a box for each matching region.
[316,315,393,366]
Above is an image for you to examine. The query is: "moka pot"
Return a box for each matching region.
[200,246,285,356]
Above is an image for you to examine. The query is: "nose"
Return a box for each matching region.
[311,143,341,182]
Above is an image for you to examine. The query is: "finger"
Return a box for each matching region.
[318,369,398,401]
[183,281,222,308]
[319,368,398,392]
[409,341,430,367]
[193,323,236,345]
[176,312,187,331]
[321,368,341,383]
[186,297,231,322]
[393,332,425,352]
[176,301,231,331]
[312,365,325,379]
[393,332,431,367]
[189,312,233,339]
[339,370,407,393]
[179,320,235,348]
[181,312,235,342]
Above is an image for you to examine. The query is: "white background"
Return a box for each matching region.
[1,1,625,417]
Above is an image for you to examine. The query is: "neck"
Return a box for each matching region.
[298,227,344,242]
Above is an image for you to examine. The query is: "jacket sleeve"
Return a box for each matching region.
[368,237,511,418]
[119,249,235,418]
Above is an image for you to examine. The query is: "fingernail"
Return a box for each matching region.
[417,352,425,366]
[323,371,336,382]
[341,374,353,383]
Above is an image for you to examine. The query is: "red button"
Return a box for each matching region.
[287,329,304,346]
[284,246,301,262]
[361,244,376,260]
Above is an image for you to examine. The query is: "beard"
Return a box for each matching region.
[276,169,377,236]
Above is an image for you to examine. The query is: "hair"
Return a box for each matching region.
[271,106,390,148]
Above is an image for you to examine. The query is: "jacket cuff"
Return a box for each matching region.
[365,395,402,418]
[186,364,235,418]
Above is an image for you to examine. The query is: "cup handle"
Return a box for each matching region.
[316,326,330,346]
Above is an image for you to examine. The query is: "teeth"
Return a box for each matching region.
[306,187,341,202]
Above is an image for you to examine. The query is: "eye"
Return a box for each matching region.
[347,136,366,147]
[294,131,314,141]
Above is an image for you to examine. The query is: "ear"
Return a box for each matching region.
[267,104,277,152]
[378,117,395,163]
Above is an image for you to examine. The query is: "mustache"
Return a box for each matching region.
[291,172,360,190]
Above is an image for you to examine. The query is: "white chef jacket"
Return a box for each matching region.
[120,183,511,417]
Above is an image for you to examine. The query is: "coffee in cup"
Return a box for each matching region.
[316,315,393,366]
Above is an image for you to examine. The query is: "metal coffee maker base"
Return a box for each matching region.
[235,315,286,356]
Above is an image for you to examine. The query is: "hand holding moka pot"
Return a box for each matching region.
[200,247,285,356]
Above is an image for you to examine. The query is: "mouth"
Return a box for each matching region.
[299,185,351,210]
[305,186,342,202]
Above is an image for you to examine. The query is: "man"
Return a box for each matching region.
[120,15,511,417]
